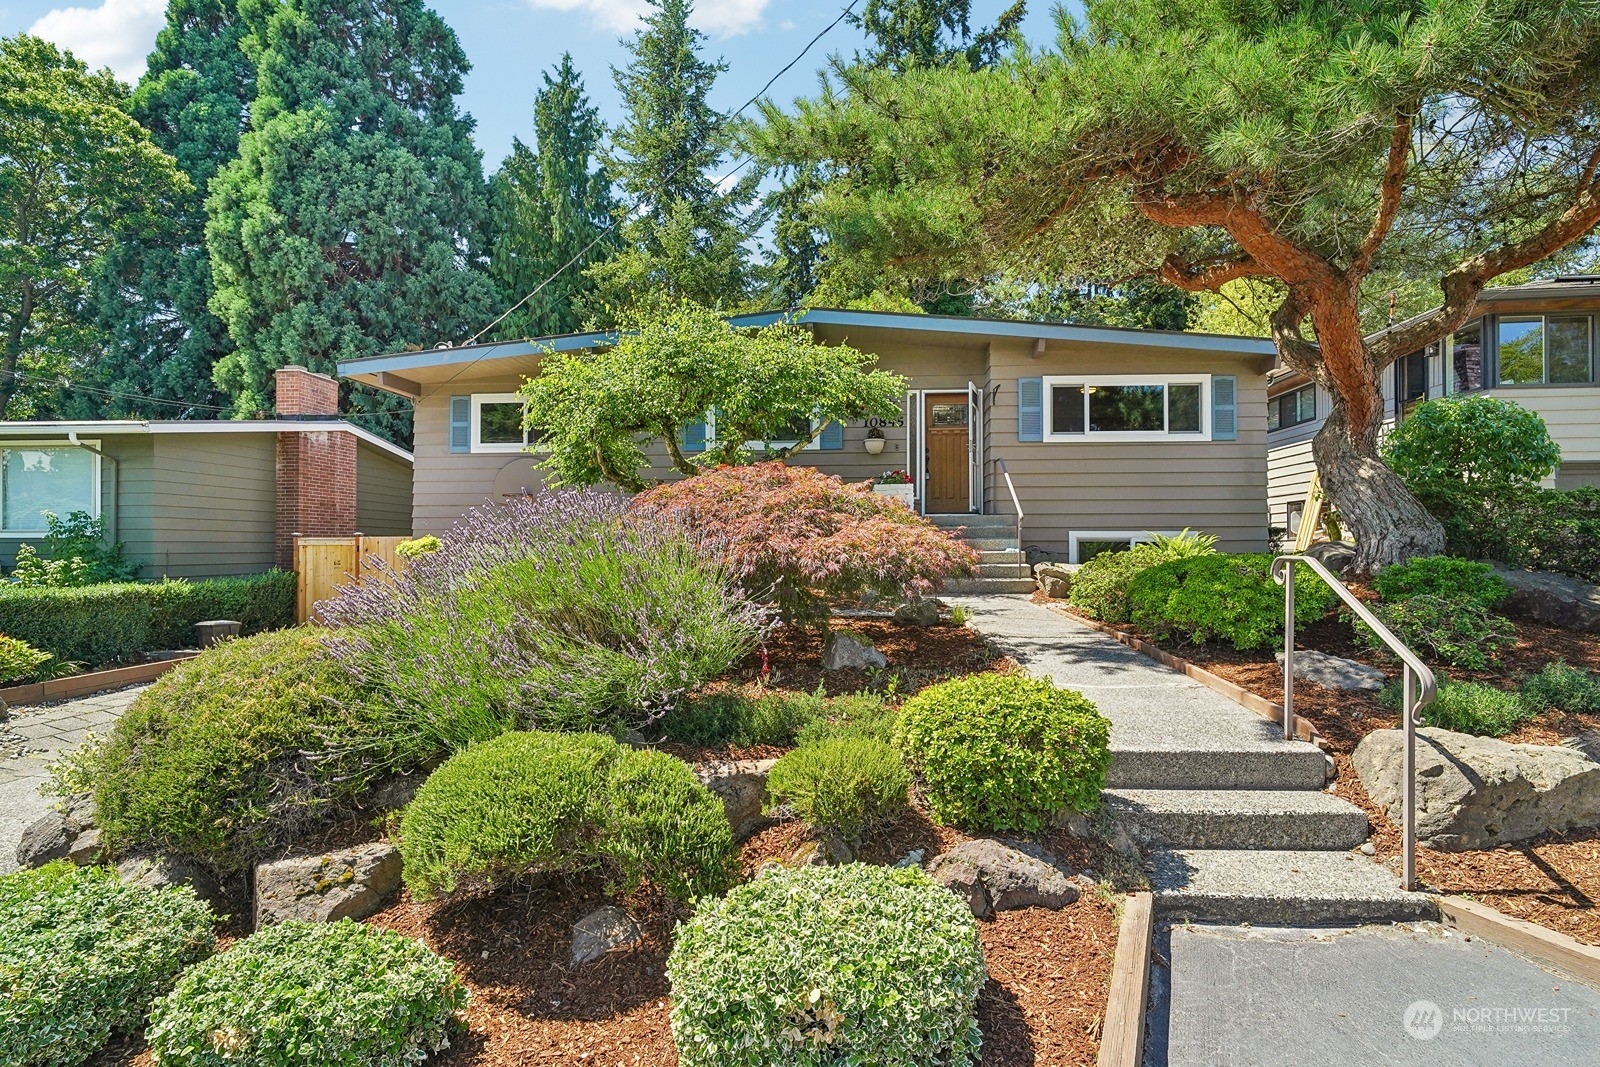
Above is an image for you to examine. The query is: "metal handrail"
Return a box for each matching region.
[1272,554,1436,892]
[994,457,1024,554]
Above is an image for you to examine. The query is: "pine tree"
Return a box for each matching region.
[487,54,616,339]
[86,0,258,418]
[591,0,752,310]
[850,0,1026,73]
[206,0,496,438]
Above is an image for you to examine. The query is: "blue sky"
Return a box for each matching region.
[4,0,1069,167]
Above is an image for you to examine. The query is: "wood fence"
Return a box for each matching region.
[294,535,409,623]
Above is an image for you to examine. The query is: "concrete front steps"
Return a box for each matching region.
[1104,788,1370,852]
[1146,849,1436,925]
[928,514,1035,594]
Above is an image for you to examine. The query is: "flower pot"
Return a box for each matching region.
[873,483,916,507]
[864,437,886,455]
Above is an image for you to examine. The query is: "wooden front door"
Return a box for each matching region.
[924,393,971,513]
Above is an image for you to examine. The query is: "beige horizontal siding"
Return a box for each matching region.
[1483,386,1600,461]
[1267,439,1317,530]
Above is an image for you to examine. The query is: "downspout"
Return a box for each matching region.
[66,432,117,549]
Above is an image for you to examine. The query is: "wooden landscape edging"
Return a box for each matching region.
[0,654,196,707]
[1054,606,1323,747]
[1436,895,1600,987]
[1098,891,1155,1067]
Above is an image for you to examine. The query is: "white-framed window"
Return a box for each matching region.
[706,410,821,452]
[1045,375,1211,441]
[1069,530,1183,564]
[470,393,536,453]
[1,443,101,536]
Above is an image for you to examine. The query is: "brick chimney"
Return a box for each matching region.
[274,366,356,569]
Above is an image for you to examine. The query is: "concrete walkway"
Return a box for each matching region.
[1147,922,1600,1066]
[0,686,145,875]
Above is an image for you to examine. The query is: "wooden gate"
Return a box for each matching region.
[294,535,409,622]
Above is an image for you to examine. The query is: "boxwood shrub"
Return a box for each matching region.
[894,674,1110,832]
[398,730,737,902]
[146,919,465,1067]
[1126,554,1337,651]
[90,628,384,872]
[765,735,910,839]
[0,862,216,1067]
[0,571,295,665]
[667,864,986,1067]
[1371,556,1510,610]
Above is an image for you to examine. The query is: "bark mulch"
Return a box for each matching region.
[726,615,1002,697]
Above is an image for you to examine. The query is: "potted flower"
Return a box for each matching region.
[872,469,915,506]
[864,427,887,455]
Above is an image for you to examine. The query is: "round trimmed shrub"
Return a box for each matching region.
[765,736,911,839]
[1126,554,1337,651]
[146,919,465,1067]
[399,731,736,901]
[1371,556,1510,610]
[90,628,383,872]
[894,674,1111,832]
[0,862,216,1067]
[667,864,985,1067]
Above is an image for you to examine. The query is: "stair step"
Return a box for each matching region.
[942,578,1037,594]
[962,537,1020,551]
[977,549,1024,563]
[1105,788,1370,851]
[975,563,1030,579]
[1108,743,1329,791]
[1147,848,1437,925]
[928,514,1013,529]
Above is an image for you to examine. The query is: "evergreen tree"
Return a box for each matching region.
[487,54,616,339]
[206,0,496,438]
[86,0,258,418]
[850,0,1026,73]
[591,0,752,310]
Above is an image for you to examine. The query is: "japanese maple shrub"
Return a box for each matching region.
[631,462,978,625]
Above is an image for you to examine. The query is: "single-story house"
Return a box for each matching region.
[1268,275,1600,532]
[338,309,1277,562]
[0,367,412,578]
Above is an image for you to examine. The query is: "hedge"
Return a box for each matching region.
[0,571,296,665]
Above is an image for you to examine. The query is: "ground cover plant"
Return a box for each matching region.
[1126,553,1337,651]
[896,674,1110,832]
[1520,661,1600,715]
[765,735,910,839]
[321,490,767,764]
[146,919,466,1067]
[398,730,736,902]
[631,462,977,625]
[1363,593,1516,670]
[1065,530,1216,623]
[0,633,53,684]
[666,863,986,1067]
[0,862,215,1067]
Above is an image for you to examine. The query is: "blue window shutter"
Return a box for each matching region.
[680,416,707,453]
[449,396,470,453]
[1017,377,1044,442]
[1212,375,1238,440]
[818,420,844,450]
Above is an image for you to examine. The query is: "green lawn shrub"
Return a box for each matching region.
[0,862,215,1067]
[1426,682,1534,737]
[895,674,1110,832]
[0,633,53,684]
[1519,661,1600,714]
[0,570,295,665]
[1066,530,1217,622]
[792,691,897,745]
[1363,594,1516,670]
[765,736,910,839]
[1371,556,1510,610]
[667,864,985,1067]
[1126,554,1337,651]
[398,731,736,902]
[89,628,382,872]
[146,919,465,1067]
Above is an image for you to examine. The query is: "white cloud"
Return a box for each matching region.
[29,0,166,84]
[525,0,770,37]
[779,19,797,30]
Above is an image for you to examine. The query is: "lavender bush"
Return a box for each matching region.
[319,491,767,772]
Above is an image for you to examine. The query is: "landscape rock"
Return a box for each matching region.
[1496,567,1600,633]
[933,860,993,919]
[1353,727,1600,850]
[253,843,402,929]
[1274,650,1388,693]
[116,854,228,910]
[15,811,75,869]
[822,630,887,671]
[926,838,1080,918]
[65,828,104,866]
[1305,541,1358,577]
[790,832,853,868]
[1034,563,1074,600]
[365,771,428,812]
[570,905,643,966]
[892,599,940,627]
[692,758,777,840]
[1564,729,1600,764]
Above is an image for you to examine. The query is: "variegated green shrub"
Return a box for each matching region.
[146,919,466,1067]
[0,862,216,1067]
[667,864,986,1067]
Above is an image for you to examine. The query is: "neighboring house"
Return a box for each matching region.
[0,367,412,578]
[338,309,1276,562]
[1267,275,1600,533]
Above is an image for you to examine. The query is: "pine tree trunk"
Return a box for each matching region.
[1312,388,1444,573]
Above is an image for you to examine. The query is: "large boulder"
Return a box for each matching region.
[1305,541,1358,577]
[116,853,228,910]
[892,599,940,628]
[253,843,402,929]
[1495,567,1600,633]
[1034,563,1074,600]
[925,838,1080,920]
[1353,727,1600,850]
[1274,650,1388,693]
[16,793,97,869]
[692,758,776,840]
[822,630,887,671]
